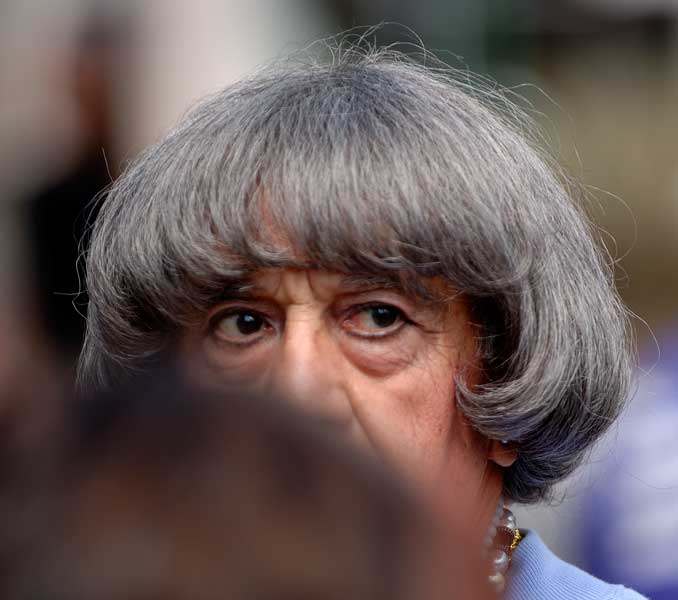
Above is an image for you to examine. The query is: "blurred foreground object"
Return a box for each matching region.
[0,370,492,600]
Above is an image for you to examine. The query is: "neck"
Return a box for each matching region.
[426,461,505,547]
[470,463,506,545]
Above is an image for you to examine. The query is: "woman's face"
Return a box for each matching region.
[180,268,504,523]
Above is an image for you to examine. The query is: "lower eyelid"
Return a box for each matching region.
[209,317,276,345]
[342,321,409,341]
[211,331,270,349]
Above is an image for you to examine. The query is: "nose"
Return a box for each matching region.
[269,312,353,428]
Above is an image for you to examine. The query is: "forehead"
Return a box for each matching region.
[249,269,400,295]
[224,268,460,307]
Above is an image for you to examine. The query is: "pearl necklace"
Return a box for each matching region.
[484,498,522,593]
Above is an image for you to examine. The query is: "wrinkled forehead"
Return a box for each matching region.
[200,186,454,303]
[211,267,460,308]
[239,269,401,295]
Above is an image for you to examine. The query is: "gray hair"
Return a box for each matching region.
[79,36,634,503]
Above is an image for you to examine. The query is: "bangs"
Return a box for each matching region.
[152,67,486,309]
[105,55,537,327]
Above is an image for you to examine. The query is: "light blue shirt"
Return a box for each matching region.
[506,530,647,600]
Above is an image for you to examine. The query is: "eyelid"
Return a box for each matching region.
[336,289,414,311]
[340,298,416,325]
[207,308,278,348]
[340,303,414,343]
[206,301,278,331]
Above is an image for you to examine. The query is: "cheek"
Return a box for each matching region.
[339,331,421,377]
[344,344,461,476]
[177,333,270,391]
[343,311,484,487]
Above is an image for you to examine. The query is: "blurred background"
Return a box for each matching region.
[0,1,676,598]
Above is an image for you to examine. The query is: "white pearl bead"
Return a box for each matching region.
[499,511,516,531]
[485,503,518,594]
[488,572,506,592]
[484,525,497,547]
[491,549,510,573]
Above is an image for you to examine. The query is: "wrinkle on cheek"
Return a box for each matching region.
[348,358,459,475]
[374,331,473,481]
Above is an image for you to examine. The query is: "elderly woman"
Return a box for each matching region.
[79,39,644,599]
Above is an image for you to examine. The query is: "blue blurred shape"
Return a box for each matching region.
[580,328,678,600]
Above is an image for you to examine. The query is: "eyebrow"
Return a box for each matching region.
[213,273,405,302]
[336,274,404,293]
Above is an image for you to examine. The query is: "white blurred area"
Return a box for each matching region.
[0,0,330,199]
[125,0,333,150]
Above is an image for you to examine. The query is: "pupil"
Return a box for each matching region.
[371,306,398,328]
[236,313,262,335]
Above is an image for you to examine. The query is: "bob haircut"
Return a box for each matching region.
[79,36,633,503]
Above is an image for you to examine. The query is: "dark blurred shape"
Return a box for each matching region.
[536,1,677,63]
[0,367,492,600]
[23,8,131,364]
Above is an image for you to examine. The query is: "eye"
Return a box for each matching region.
[211,309,273,345]
[342,304,408,338]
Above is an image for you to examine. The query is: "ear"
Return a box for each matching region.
[488,440,518,468]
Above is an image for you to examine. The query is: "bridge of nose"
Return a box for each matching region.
[273,306,353,426]
[256,269,355,425]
